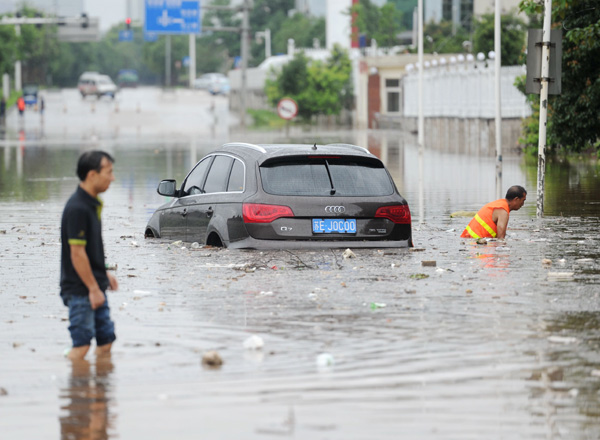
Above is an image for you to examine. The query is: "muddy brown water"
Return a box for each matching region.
[1,133,600,439]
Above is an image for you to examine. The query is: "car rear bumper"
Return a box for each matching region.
[227,236,413,250]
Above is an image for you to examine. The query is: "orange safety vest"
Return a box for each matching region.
[460,199,509,239]
[17,98,25,111]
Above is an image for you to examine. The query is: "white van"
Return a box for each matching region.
[78,72,118,99]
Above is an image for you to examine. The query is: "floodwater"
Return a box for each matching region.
[1,91,600,439]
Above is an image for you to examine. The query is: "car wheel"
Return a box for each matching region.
[206,232,224,248]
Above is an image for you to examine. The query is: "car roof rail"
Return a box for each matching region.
[223,142,267,154]
[325,143,370,154]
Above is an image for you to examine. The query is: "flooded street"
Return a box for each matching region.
[1,89,600,439]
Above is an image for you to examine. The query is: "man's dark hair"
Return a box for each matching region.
[505,185,527,201]
[76,150,114,181]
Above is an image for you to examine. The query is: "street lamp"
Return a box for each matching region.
[255,29,271,59]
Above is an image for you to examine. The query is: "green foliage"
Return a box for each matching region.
[519,0,600,152]
[247,109,287,129]
[472,13,527,66]
[350,0,405,47]
[265,46,353,121]
[423,21,471,53]
[0,8,60,86]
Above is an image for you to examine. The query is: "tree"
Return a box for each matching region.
[472,13,526,66]
[350,0,405,47]
[422,21,471,54]
[265,46,353,121]
[519,0,600,152]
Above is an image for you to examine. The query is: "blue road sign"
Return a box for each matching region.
[145,0,201,34]
[119,30,134,41]
[182,56,190,67]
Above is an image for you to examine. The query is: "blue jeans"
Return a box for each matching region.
[67,292,116,348]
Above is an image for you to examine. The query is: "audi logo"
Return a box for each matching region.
[325,206,346,213]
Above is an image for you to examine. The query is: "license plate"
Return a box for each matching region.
[312,218,357,234]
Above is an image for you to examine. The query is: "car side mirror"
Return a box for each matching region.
[157,179,177,197]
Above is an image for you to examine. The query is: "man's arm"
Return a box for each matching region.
[494,209,509,239]
[70,244,105,310]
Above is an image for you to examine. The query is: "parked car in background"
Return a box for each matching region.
[145,143,413,249]
[208,76,230,95]
[77,72,118,99]
[117,69,139,88]
[193,73,227,91]
[22,84,38,107]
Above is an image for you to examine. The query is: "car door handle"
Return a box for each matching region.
[181,208,187,217]
[207,207,213,218]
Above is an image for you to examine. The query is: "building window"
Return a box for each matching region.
[385,78,400,113]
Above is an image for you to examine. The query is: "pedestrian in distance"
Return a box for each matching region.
[460,185,527,239]
[17,95,25,117]
[60,151,118,361]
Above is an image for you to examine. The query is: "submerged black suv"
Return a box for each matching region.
[145,143,412,249]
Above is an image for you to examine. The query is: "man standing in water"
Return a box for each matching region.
[461,185,527,239]
[60,151,118,360]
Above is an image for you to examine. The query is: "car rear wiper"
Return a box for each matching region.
[324,160,336,195]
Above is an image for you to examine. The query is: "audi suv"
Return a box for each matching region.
[145,143,413,249]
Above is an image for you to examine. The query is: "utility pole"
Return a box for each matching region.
[240,0,249,128]
[166,35,171,87]
[536,0,553,218]
[417,0,424,224]
[15,24,22,92]
[494,0,502,199]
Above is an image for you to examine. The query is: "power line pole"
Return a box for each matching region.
[536,0,553,218]
[240,0,249,128]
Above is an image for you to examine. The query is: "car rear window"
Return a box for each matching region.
[260,157,394,196]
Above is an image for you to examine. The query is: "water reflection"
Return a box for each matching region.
[59,357,115,440]
[0,132,599,219]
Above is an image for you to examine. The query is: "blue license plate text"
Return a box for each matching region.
[312,218,357,234]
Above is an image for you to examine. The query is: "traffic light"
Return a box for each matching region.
[81,13,88,28]
[125,17,131,30]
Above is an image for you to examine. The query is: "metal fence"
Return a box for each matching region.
[403,64,531,119]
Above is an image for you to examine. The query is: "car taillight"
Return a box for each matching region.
[243,203,294,223]
[375,205,411,224]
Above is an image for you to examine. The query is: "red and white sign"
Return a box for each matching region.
[277,98,298,120]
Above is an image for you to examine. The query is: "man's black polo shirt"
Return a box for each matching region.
[60,185,109,299]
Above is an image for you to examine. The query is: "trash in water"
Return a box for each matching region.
[105,263,118,271]
[548,335,578,344]
[421,260,436,267]
[191,242,200,249]
[450,211,476,218]
[243,335,264,350]
[201,351,223,368]
[0,387,8,396]
[316,353,335,368]
[171,240,183,247]
[547,272,574,280]
[130,241,139,247]
[369,302,387,310]
[541,258,552,266]
[476,238,487,245]
[342,248,356,259]
[410,273,429,280]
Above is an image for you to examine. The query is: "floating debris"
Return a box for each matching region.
[410,273,429,280]
[548,336,578,344]
[316,353,335,368]
[369,302,387,310]
[243,335,264,350]
[541,258,552,266]
[450,211,476,218]
[201,351,223,368]
[421,260,436,267]
[342,248,356,259]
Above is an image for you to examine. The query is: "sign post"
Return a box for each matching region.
[277,98,298,138]
[145,1,201,88]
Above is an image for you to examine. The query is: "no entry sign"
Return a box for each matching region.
[277,98,298,120]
